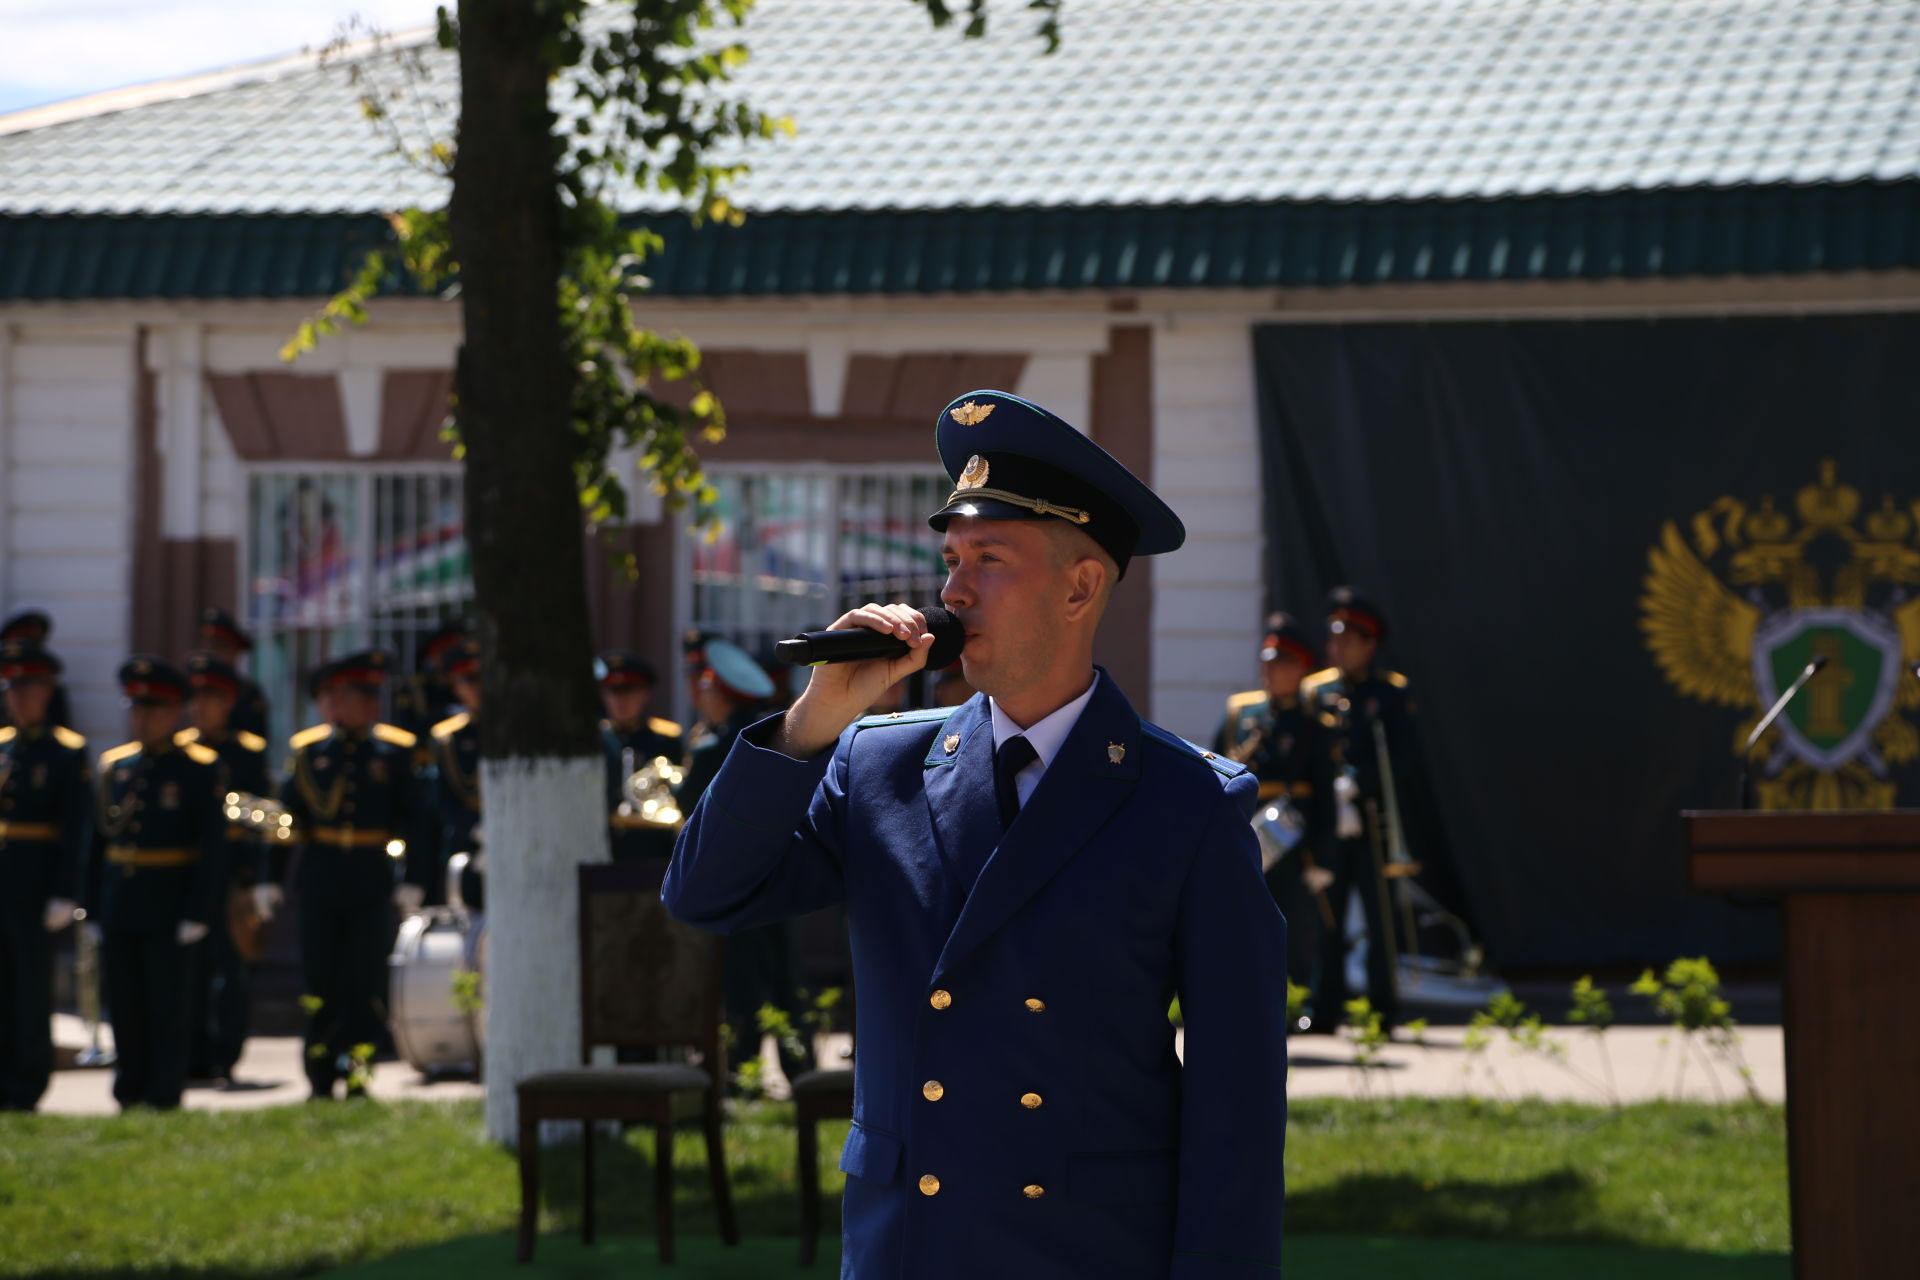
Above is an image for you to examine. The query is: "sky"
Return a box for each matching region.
[0,1,445,116]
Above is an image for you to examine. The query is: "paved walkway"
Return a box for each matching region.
[39,1015,1782,1114]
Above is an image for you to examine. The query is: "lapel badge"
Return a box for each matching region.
[943,733,960,755]
[957,453,990,490]
[950,401,997,427]
[1108,742,1126,765]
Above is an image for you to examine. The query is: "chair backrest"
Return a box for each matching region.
[577,860,725,1068]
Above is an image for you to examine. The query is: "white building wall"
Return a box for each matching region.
[1149,316,1265,742]
[0,324,139,747]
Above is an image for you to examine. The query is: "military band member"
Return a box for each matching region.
[1,612,73,731]
[86,658,225,1111]
[283,650,421,1100]
[597,650,683,862]
[1213,613,1330,992]
[431,637,484,909]
[1300,587,1426,1033]
[0,640,92,1111]
[666,391,1289,1279]
[179,651,278,1083]
[196,608,271,741]
[681,640,815,1085]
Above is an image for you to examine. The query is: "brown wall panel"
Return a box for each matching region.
[584,520,680,696]
[380,369,456,460]
[206,371,349,460]
[1090,325,1154,714]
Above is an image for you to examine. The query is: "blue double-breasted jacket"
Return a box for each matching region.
[665,673,1289,1279]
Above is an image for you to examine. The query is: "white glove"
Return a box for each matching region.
[394,883,426,916]
[176,920,209,946]
[1333,773,1364,840]
[1303,865,1336,895]
[43,898,79,933]
[252,883,284,923]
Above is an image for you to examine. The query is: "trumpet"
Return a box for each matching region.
[224,791,297,842]
[615,754,687,831]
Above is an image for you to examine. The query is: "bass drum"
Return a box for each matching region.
[389,907,480,1076]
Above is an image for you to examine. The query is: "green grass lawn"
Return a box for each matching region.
[0,1097,1787,1278]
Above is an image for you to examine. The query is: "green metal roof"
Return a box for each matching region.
[5,183,1917,302]
[1,0,1917,298]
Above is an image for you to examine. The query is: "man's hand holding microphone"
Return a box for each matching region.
[773,604,960,761]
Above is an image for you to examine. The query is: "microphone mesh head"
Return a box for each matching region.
[922,606,966,668]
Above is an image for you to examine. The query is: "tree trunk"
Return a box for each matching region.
[451,0,608,1146]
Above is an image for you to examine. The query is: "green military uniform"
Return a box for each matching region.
[1214,687,1319,987]
[87,657,227,1111]
[430,710,482,908]
[283,650,422,1099]
[0,641,92,1111]
[178,651,280,1083]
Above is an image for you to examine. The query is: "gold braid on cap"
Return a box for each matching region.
[944,486,1091,525]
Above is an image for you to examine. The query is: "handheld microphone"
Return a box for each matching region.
[1737,656,1828,808]
[774,606,966,669]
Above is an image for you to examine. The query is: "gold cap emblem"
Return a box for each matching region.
[1107,742,1126,765]
[957,454,990,490]
[949,400,996,427]
[944,733,960,754]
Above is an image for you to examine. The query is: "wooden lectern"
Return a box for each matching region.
[1684,811,1920,1279]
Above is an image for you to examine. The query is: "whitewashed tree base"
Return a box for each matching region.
[480,755,609,1145]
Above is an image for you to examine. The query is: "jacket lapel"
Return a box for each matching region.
[921,696,998,917]
[931,672,1142,982]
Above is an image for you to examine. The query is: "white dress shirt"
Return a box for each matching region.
[987,671,1100,811]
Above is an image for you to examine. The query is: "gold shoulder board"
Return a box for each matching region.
[1299,668,1341,697]
[1226,689,1266,712]
[183,742,219,765]
[0,726,15,745]
[431,712,471,741]
[236,731,268,753]
[374,723,418,749]
[289,723,332,751]
[1385,670,1410,689]
[53,725,87,750]
[174,728,201,746]
[649,717,683,738]
[100,741,143,766]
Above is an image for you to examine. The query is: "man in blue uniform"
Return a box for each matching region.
[86,657,226,1111]
[598,650,683,862]
[431,637,484,910]
[1,612,74,730]
[179,651,279,1083]
[0,640,92,1111]
[283,650,422,1100]
[666,391,1289,1279]
[196,608,272,741]
[1214,613,1331,993]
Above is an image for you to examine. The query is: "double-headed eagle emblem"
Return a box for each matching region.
[1640,460,1920,810]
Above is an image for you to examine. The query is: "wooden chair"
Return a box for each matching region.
[788,1064,854,1265]
[787,964,855,1266]
[515,861,739,1264]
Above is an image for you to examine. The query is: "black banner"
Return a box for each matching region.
[1254,314,1920,968]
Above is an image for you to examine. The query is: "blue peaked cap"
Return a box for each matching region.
[927,390,1184,578]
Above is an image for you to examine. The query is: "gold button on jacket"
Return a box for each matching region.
[918,1174,941,1196]
[922,1080,945,1101]
[1024,997,1046,1012]
[1023,1184,1046,1199]
[1020,1092,1043,1109]
[929,989,952,1010]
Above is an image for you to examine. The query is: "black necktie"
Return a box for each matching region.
[994,735,1038,832]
